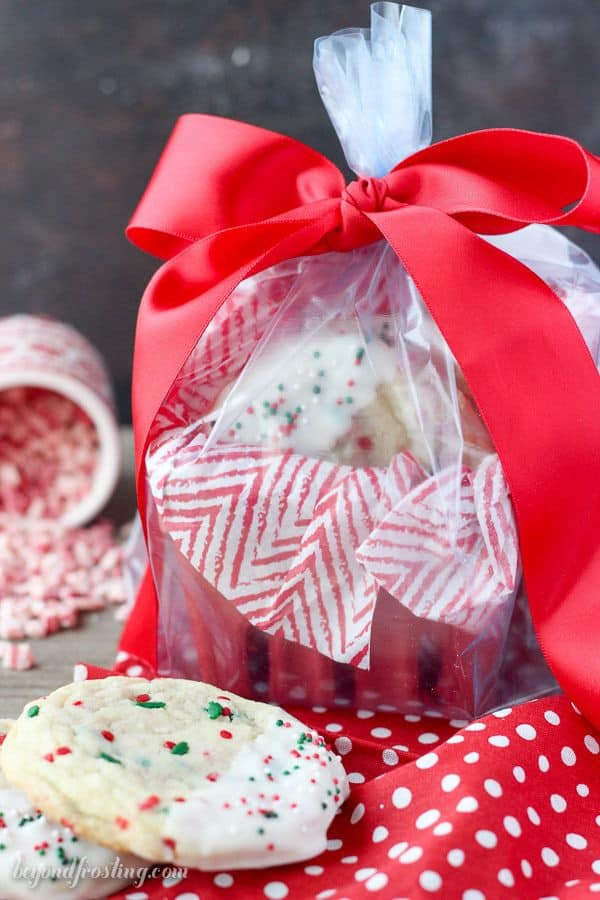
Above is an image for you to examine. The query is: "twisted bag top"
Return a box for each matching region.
[125,13,600,730]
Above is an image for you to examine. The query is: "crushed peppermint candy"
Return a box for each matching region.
[0,388,99,520]
[0,516,126,644]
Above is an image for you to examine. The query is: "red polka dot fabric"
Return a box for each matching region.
[79,665,600,899]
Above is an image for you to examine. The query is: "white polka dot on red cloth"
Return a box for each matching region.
[484,778,502,798]
[213,873,234,888]
[577,783,590,797]
[584,734,600,754]
[399,845,423,864]
[464,752,479,764]
[527,806,541,826]
[350,803,365,824]
[446,734,465,745]
[416,809,441,830]
[442,773,461,792]
[544,710,560,725]
[365,872,389,892]
[447,849,465,867]
[263,882,289,899]
[392,786,412,809]
[488,735,510,747]
[520,859,533,878]
[127,664,143,676]
[538,754,550,772]
[304,866,324,876]
[416,752,439,770]
[516,723,537,741]
[334,736,353,755]
[355,868,377,882]
[405,714,421,723]
[371,726,391,739]
[492,707,512,718]
[592,860,600,875]
[504,815,522,837]
[382,748,399,766]
[512,765,526,783]
[348,771,366,784]
[541,847,560,867]
[325,722,342,733]
[551,793,567,813]
[465,722,486,732]
[388,842,408,860]
[356,709,375,719]
[326,838,342,851]
[561,746,577,766]
[419,870,443,892]
[433,822,453,836]
[341,856,358,865]
[456,796,478,813]
[566,833,588,850]
[372,825,389,843]
[497,869,514,887]
[463,891,485,900]
[475,829,498,849]
[175,895,201,900]
[418,732,440,745]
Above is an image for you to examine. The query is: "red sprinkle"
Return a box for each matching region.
[139,795,160,811]
[206,772,219,782]
[174,797,186,803]
[60,818,73,829]
[221,707,232,718]
[163,741,176,750]
[219,730,233,740]
[136,694,150,703]
[43,753,54,763]
[115,816,130,830]
[0,819,6,829]
[0,735,5,746]
[267,843,275,851]
[163,838,176,851]
[72,701,84,707]
[357,435,373,451]
[101,730,115,742]
[56,746,72,756]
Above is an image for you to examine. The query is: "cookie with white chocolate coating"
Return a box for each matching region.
[1,677,349,870]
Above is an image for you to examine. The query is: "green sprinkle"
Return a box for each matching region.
[345,396,353,404]
[99,752,122,765]
[277,383,284,391]
[295,406,302,413]
[318,369,325,377]
[313,350,321,358]
[135,701,166,709]
[258,827,265,835]
[312,385,321,394]
[283,770,291,775]
[260,810,279,819]
[263,400,270,407]
[27,705,40,718]
[71,837,78,843]
[356,347,365,361]
[249,776,256,781]
[235,422,242,429]
[0,844,5,850]
[171,742,189,756]
[206,701,224,719]
[275,719,284,727]
[321,802,328,810]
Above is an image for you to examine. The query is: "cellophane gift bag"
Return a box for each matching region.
[133,2,600,718]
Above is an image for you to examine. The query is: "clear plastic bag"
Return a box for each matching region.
[143,3,600,717]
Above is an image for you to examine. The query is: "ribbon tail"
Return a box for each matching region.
[126,205,339,670]
[371,205,600,728]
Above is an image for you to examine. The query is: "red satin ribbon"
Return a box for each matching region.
[125,114,600,727]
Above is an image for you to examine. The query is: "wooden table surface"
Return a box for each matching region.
[1,429,137,719]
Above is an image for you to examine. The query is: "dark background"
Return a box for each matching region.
[1,0,599,421]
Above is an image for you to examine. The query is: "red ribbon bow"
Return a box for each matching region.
[126,115,600,728]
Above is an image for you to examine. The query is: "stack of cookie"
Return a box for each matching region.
[0,675,349,898]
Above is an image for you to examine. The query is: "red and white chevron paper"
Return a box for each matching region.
[357,454,519,631]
